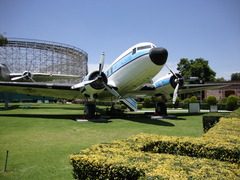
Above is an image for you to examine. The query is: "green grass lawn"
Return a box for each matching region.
[0,103,205,179]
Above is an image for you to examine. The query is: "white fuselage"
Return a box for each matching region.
[80,42,168,100]
[105,42,165,97]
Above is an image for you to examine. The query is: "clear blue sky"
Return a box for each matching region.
[0,0,239,79]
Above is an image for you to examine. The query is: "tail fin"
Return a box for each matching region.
[0,64,10,81]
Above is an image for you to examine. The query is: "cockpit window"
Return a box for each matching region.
[137,45,152,50]
[132,48,136,55]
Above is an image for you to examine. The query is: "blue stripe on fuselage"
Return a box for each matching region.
[106,49,150,78]
[153,77,171,88]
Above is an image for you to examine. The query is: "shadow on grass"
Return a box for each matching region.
[171,112,206,117]
[0,113,113,123]
[0,105,84,111]
[119,117,175,126]
[0,105,20,110]
[0,106,200,126]
[0,113,175,126]
[0,113,82,120]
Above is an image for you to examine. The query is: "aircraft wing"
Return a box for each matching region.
[9,73,80,82]
[0,81,84,99]
[133,82,229,100]
[179,83,229,94]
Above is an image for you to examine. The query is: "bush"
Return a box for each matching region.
[71,155,144,180]
[190,96,198,103]
[0,35,8,46]
[140,117,240,164]
[143,97,153,108]
[226,95,239,111]
[70,141,239,179]
[183,97,190,104]
[137,103,143,110]
[206,96,218,106]
[70,110,240,179]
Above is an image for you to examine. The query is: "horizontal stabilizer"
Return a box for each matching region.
[120,97,137,111]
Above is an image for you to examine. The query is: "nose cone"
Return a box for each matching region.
[149,47,168,65]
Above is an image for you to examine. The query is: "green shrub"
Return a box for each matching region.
[71,155,144,180]
[0,35,8,46]
[206,96,218,106]
[137,103,143,110]
[70,134,240,179]
[226,95,239,111]
[141,137,239,163]
[190,96,198,103]
[139,117,240,163]
[183,97,190,104]
[70,113,240,179]
[143,97,153,108]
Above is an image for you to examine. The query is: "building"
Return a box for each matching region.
[205,82,240,100]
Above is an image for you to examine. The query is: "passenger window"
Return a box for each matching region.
[132,48,136,55]
[137,45,152,50]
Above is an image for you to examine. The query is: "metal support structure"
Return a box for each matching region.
[0,38,88,84]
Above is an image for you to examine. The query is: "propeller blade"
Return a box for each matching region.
[173,83,179,104]
[71,79,96,89]
[165,64,178,78]
[28,76,36,82]
[99,52,105,75]
[103,83,121,99]
[11,76,25,81]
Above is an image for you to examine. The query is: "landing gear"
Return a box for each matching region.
[83,98,97,119]
[84,103,96,119]
[155,102,167,116]
[155,95,168,116]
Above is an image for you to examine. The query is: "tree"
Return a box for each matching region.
[177,58,191,79]
[177,58,216,82]
[231,73,240,81]
[215,77,226,82]
[0,34,8,46]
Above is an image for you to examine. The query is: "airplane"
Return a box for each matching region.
[0,42,226,115]
[0,63,81,82]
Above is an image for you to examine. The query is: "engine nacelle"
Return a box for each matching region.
[22,71,32,80]
[153,73,184,98]
[169,73,184,89]
[82,71,108,99]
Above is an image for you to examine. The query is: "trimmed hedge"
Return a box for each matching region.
[70,143,145,179]
[140,118,240,163]
[70,116,240,179]
[71,155,144,179]
[141,135,240,163]
[202,115,221,132]
[70,139,240,179]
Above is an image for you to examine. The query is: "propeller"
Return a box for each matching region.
[99,52,105,76]
[71,79,96,89]
[165,64,177,78]
[172,83,179,104]
[103,83,121,99]
[71,52,123,99]
[71,52,106,89]
[165,64,182,104]
[11,71,35,82]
